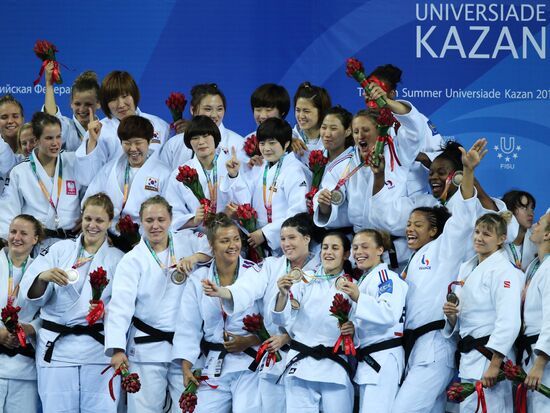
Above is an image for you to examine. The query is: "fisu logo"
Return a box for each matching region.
[494,137,521,170]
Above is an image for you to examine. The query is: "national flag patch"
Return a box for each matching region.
[145,177,160,192]
[151,131,161,144]
[504,280,511,288]
[66,180,77,195]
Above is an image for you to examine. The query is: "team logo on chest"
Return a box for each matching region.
[66,180,77,196]
[419,255,431,270]
[145,177,160,192]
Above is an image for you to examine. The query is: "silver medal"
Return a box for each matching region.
[65,268,79,284]
[170,268,187,285]
[330,189,345,206]
[335,275,349,291]
[451,171,463,187]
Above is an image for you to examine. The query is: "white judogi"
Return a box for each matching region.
[503,229,537,273]
[352,263,407,413]
[292,125,324,166]
[105,230,210,413]
[223,254,320,413]
[0,136,16,195]
[159,123,245,171]
[0,150,82,239]
[271,266,355,413]
[164,154,239,231]
[172,258,262,413]
[443,250,521,413]
[0,249,39,413]
[521,255,550,412]
[18,236,124,413]
[392,189,478,413]
[220,154,308,251]
[82,151,171,234]
[74,108,169,186]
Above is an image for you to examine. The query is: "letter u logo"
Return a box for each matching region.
[499,137,515,155]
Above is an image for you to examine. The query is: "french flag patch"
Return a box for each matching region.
[504,280,511,288]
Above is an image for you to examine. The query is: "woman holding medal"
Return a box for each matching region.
[220,117,308,252]
[106,196,211,413]
[519,210,550,412]
[0,215,43,413]
[165,115,238,230]
[272,231,355,413]
[17,193,123,413]
[390,140,485,413]
[442,212,521,413]
[0,112,82,247]
[337,229,408,413]
[172,213,263,413]
[82,114,171,252]
[201,212,322,413]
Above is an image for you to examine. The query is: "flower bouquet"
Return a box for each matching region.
[176,165,213,224]
[179,369,218,413]
[370,107,401,170]
[503,360,550,398]
[243,313,281,367]
[1,303,27,348]
[329,293,356,356]
[345,57,385,109]
[85,267,109,325]
[236,203,264,263]
[102,365,141,401]
[33,39,62,86]
[305,150,328,214]
[243,134,260,158]
[166,92,187,129]
[116,214,141,249]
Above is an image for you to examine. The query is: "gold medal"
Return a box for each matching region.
[446,291,460,305]
[288,268,305,284]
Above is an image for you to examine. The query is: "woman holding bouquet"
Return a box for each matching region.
[272,231,354,413]
[309,106,354,231]
[75,70,170,185]
[442,212,522,413]
[337,229,408,413]
[202,212,322,413]
[0,112,82,247]
[81,115,171,252]
[172,213,262,413]
[514,210,550,412]
[220,117,308,253]
[105,196,211,413]
[17,193,123,413]
[160,83,245,171]
[0,214,43,413]
[164,115,240,230]
[390,140,485,413]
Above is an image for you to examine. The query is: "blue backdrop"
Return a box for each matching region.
[2,0,549,214]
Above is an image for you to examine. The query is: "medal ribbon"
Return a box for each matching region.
[509,243,522,269]
[474,381,487,413]
[29,152,63,223]
[262,156,285,223]
[144,233,177,270]
[521,254,549,319]
[400,252,416,280]
[212,261,239,336]
[357,265,377,286]
[200,153,218,214]
[6,253,28,305]
[72,243,95,269]
[120,162,131,217]
[333,158,365,191]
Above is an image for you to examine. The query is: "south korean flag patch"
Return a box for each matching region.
[145,177,160,192]
[377,269,393,295]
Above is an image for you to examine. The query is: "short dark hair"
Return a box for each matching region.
[368,64,403,91]
[190,83,227,112]
[100,71,140,118]
[256,118,292,150]
[411,206,452,239]
[434,141,464,171]
[184,115,221,149]
[118,115,154,142]
[31,112,61,139]
[251,83,290,119]
[502,190,536,212]
[324,105,354,148]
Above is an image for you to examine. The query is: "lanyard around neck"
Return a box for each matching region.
[262,155,285,223]
[200,153,219,213]
[30,152,63,220]
[144,233,176,270]
[7,252,28,302]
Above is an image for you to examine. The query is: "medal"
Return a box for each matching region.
[335,275,349,291]
[65,268,79,284]
[451,171,463,187]
[447,280,463,305]
[330,189,345,206]
[288,267,305,284]
[170,268,187,285]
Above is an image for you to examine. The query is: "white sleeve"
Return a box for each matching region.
[486,268,521,356]
[171,279,204,364]
[535,264,550,358]
[224,266,269,315]
[392,101,429,168]
[164,173,196,230]
[0,171,23,238]
[104,254,141,355]
[18,246,59,306]
[74,138,111,187]
[0,139,16,175]
[312,166,340,227]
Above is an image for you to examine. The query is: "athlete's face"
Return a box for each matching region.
[211,226,241,266]
[321,235,349,275]
[352,232,383,271]
[108,93,136,120]
[82,205,111,248]
[37,124,62,160]
[0,103,23,140]
[406,211,437,251]
[8,218,39,258]
[473,223,506,261]
[192,94,225,127]
[141,204,172,249]
[280,226,310,265]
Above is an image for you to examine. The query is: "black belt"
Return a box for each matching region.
[403,319,445,366]
[0,343,35,359]
[516,333,539,365]
[45,228,78,239]
[356,337,403,373]
[457,334,492,361]
[132,317,174,345]
[200,339,258,377]
[278,339,354,383]
[42,320,104,363]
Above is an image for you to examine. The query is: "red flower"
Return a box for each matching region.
[1,303,21,332]
[377,107,396,127]
[329,293,355,356]
[121,371,141,393]
[235,204,264,262]
[242,313,265,336]
[33,39,59,60]
[345,58,364,78]
[165,92,187,123]
[176,165,199,185]
[243,134,260,157]
[179,369,219,413]
[305,187,319,215]
[89,267,109,296]
[447,382,474,403]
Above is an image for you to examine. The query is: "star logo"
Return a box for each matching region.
[494,137,520,170]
